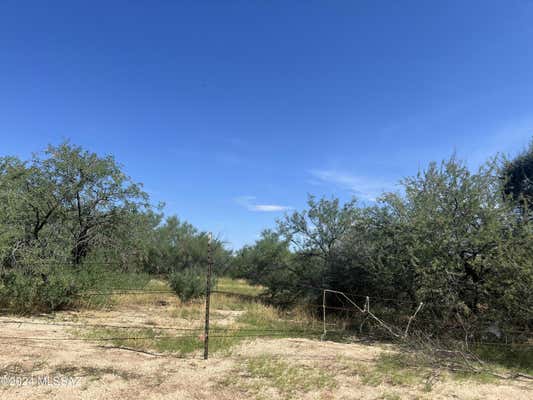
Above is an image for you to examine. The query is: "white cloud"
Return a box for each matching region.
[236,196,292,212]
[309,169,394,201]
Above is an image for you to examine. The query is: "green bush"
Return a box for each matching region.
[0,266,89,313]
[169,268,215,302]
[0,263,159,314]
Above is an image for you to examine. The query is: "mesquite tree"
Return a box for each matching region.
[0,142,149,269]
[233,156,533,334]
[502,140,533,220]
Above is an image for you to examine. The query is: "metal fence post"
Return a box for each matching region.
[203,232,213,360]
[322,290,326,340]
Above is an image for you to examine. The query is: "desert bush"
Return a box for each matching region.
[169,268,215,302]
[233,155,533,338]
[0,266,90,313]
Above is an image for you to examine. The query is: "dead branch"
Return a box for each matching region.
[404,302,424,337]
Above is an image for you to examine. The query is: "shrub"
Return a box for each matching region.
[0,266,89,313]
[169,268,215,302]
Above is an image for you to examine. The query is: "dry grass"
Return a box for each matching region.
[215,278,265,296]
[220,354,337,400]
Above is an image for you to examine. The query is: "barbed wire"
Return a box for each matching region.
[292,283,426,306]
[78,290,175,296]
[0,271,526,313]
[0,334,530,347]
[0,318,329,333]
[1,290,530,336]
[0,285,530,351]
[0,331,344,342]
[0,316,530,347]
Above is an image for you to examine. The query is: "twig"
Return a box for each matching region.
[515,372,533,380]
[324,289,401,337]
[404,302,423,337]
[97,345,166,357]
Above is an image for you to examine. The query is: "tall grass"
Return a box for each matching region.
[215,277,265,296]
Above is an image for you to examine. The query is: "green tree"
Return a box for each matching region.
[232,230,294,300]
[380,156,532,330]
[43,143,150,264]
[0,142,150,268]
[238,157,532,334]
[502,140,533,220]
[277,196,359,288]
[144,216,231,275]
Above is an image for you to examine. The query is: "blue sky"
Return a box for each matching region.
[1,1,533,248]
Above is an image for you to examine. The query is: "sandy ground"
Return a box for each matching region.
[0,300,531,400]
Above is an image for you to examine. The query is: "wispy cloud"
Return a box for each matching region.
[236,196,292,212]
[464,119,533,168]
[309,169,394,201]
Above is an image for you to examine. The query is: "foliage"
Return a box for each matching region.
[231,230,295,302]
[358,353,422,387]
[0,142,230,313]
[472,344,533,375]
[502,140,533,219]
[143,216,231,275]
[215,277,264,296]
[169,268,214,302]
[380,157,532,331]
[231,154,533,338]
[225,355,336,399]
[2,138,531,338]
[0,265,90,313]
[0,142,150,270]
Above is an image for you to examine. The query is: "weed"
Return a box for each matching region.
[215,278,264,296]
[339,352,426,388]
[370,353,422,386]
[52,364,141,381]
[236,302,317,335]
[211,292,254,311]
[472,344,533,375]
[171,308,202,320]
[449,369,497,384]
[377,393,401,400]
[81,326,200,355]
[0,361,47,375]
[81,325,249,356]
[170,303,205,320]
[223,355,336,399]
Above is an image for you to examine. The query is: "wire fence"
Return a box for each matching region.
[0,285,531,357]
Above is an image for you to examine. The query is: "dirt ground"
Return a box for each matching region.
[0,297,531,400]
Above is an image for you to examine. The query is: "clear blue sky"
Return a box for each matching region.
[1,1,532,248]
